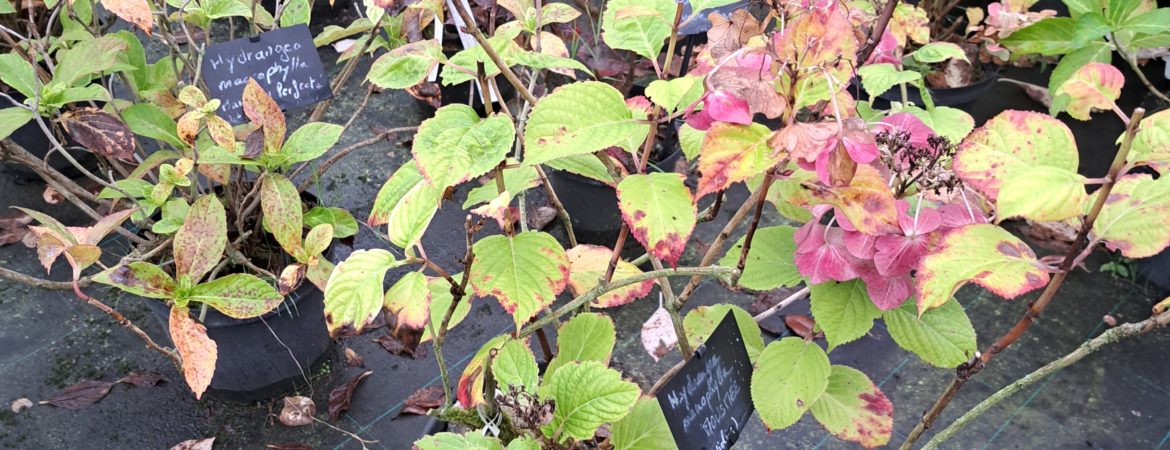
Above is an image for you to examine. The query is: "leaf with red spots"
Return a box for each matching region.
[697,122,782,199]
[469,231,569,331]
[60,107,135,161]
[954,110,1085,222]
[1093,173,1170,258]
[616,173,696,265]
[565,245,655,308]
[1052,62,1123,121]
[751,337,831,430]
[173,195,227,283]
[327,370,371,422]
[809,365,893,448]
[1127,108,1170,173]
[189,273,283,319]
[915,224,1049,314]
[169,306,217,399]
[242,78,285,153]
[800,165,899,235]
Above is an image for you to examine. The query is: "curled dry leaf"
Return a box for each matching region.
[117,372,168,388]
[396,386,445,417]
[39,372,168,409]
[266,444,314,450]
[372,331,425,359]
[60,108,136,161]
[526,205,557,231]
[328,370,372,422]
[343,347,364,367]
[278,263,307,295]
[42,186,63,204]
[11,398,33,413]
[171,437,215,450]
[279,396,317,427]
[0,210,32,246]
[784,314,821,340]
[640,303,677,362]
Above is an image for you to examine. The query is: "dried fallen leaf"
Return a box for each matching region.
[60,107,136,161]
[117,372,167,388]
[373,330,425,359]
[784,314,821,340]
[332,38,357,53]
[11,398,33,413]
[0,210,32,246]
[397,386,444,417]
[1103,314,1118,327]
[526,206,557,231]
[42,186,63,204]
[39,380,118,410]
[343,347,364,368]
[279,396,317,427]
[266,444,314,450]
[171,437,215,450]
[328,371,372,422]
[640,304,677,362]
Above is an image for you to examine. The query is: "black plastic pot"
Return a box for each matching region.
[144,264,333,402]
[874,67,1000,110]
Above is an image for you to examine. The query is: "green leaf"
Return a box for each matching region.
[1094,174,1170,258]
[645,76,704,114]
[1048,41,1111,93]
[1122,8,1170,35]
[51,36,128,88]
[122,104,184,148]
[463,164,539,209]
[565,245,654,308]
[92,262,177,299]
[204,0,252,18]
[304,207,358,238]
[683,305,765,362]
[0,53,38,98]
[883,297,977,368]
[0,108,35,141]
[1128,108,1170,172]
[809,365,894,448]
[1106,0,1142,25]
[856,63,922,99]
[260,174,304,257]
[323,249,409,335]
[173,195,227,282]
[302,224,333,260]
[281,122,343,166]
[1070,12,1110,48]
[678,122,704,162]
[369,161,442,249]
[413,105,515,189]
[996,165,1089,221]
[440,27,590,85]
[610,397,678,450]
[470,231,569,330]
[810,280,882,351]
[718,226,801,291]
[616,173,696,265]
[458,335,509,407]
[1064,0,1098,17]
[279,0,309,26]
[543,154,615,185]
[540,361,640,443]
[955,110,1084,221]
[908,42,968,63]
[524,81,651,165]
[505,436,541,450]
[492,338,540,391]
[601,0,676,60]
[414,432,503,450]
[1000,17,1077,56]
[315,18,373,47]
[0,0,15,14]
[901,106,974,143]
[189,273,282,319]
[383,271,431,330]
[152,198,189,234]
[916,224,1049,313]
[544,312,616,380]
[751,337,831,430]
[367,39,445,89]
[421,275,470,342]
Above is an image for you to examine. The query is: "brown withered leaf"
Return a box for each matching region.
[343,347,364,368]
[244,130,265,159]
[0,210,32,246]
[117,372,168,388]
[39,380,117,410]
[279,396,317,427]
[784,314,822,340]
[278,263,307,295]
[60,108,135,161]
[100,0,152,35]
[396,386,444,417]
[526,206,557,231]
[706,9,763,59]
[328,370,372,422]
[640,305,677,362]
[42,186,63,204]
[266,444,314,450]
[170,438,215,450]
[372,332,425,359]
[406,82,441,109]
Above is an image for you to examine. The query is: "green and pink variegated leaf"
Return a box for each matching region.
[173,195,227,283]
[1093,174,1170,258]
[1053,62,1123,121]
[189,274,283,319]
[955,110,1079,198]
[616,173,696,265]
[470,231,570,331]
[809,365,894,448]
[916,224,1049,314]
[383,271,431,331]
[470,190,515,230]
[801,165,899,235]
[696,122,781,199]
[1127,108,1170,173]
[565,245,655,308]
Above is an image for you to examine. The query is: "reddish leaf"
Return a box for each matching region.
[703,90,752,126]
[38,380,117,410]
[794,221,861,284]
[328,370,372,422]
[397,386,445,417]
[784,314,820,340]
[279,396,317,427]
[373,329,425,359]
[801,165,899,235]
[60,108,135,161]
[170,438,215,450]
[244,130,265,159]
[242,78,286,152]
[0,210,32,246]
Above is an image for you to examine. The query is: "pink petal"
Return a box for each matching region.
[873,233,928,276]
[881,112,934,148]
[865,29,900,65]
[857,264,913,310]
[705,90,753,125]
[794,226,860,284]
[841,119,878,164]
[684,107,714,131]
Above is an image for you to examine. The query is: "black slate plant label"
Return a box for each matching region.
[656,310,755,450]
[201,25,331,124]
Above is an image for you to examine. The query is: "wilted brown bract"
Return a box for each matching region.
[60,108,136,161]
